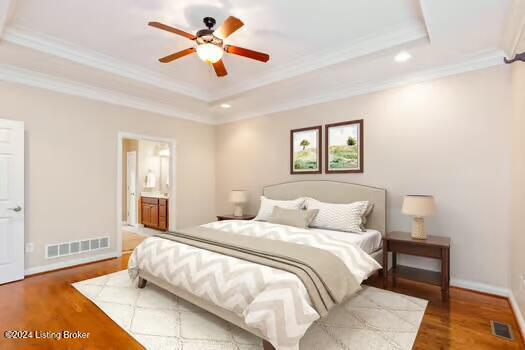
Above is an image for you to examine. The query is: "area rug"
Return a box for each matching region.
[73,270,427,350]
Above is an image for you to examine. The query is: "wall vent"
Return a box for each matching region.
[45,236,110,259]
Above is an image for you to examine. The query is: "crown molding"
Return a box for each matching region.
[0,64,215,124]
[3,21,428,103]
[0,0,16,37]
[0,49,505,127]
[2,25,212,101]
[503,0,525,57]
[210,20,429,102]
[218,49,504,124]
[418,0,434,43]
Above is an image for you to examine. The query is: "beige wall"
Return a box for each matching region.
[216,65,513,289]
[511,61,525,318]
[0,82,216,270]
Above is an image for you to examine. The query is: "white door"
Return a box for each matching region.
[126,151,137,226]
[0,119,24,285]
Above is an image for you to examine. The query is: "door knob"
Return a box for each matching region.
[8,206,22,212]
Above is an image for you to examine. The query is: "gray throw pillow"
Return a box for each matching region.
[267,207,319,229]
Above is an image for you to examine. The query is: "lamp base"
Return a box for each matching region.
[233,205,244,217]
[411,217,427,240]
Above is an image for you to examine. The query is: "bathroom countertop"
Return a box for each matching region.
[141,192,169,199]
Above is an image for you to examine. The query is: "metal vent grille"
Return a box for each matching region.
[100,237,109,249]
[80,240,90,252]
[45,236,110,259]
[70,241,80,254]
[90,239,100,250]
[490,321,514,341]
[46,245,59,259]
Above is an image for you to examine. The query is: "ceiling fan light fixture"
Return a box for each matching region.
[197,43,224,64]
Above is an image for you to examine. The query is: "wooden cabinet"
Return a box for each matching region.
[141,197,168,231]
[158,198,167,231]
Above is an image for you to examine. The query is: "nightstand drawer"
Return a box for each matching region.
[388,241,442,258]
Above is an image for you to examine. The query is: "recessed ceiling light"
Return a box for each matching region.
[220,103,231,108]
[394,51,412,63]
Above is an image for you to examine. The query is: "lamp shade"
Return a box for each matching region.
[402,195,436,217]
[229,190,248,204]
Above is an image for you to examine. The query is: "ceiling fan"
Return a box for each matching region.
[148,16,270,77]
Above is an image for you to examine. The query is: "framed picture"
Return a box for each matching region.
[290,126,322,174]
[325,119,363,173]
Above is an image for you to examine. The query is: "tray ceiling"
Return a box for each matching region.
[0,0,519,123]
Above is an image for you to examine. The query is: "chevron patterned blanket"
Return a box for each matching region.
[128,220,381,350]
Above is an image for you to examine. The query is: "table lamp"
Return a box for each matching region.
[229,190,248,217]
[402,195,436,239]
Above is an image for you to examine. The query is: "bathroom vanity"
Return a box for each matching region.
[140,194,168,231]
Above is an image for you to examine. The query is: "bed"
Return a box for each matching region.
[128,180,386,350]
[262,180,386,264]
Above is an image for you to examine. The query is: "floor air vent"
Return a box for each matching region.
[490,320,514,341]
[45,236,110,259]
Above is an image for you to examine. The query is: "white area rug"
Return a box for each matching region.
[73,270,427,350]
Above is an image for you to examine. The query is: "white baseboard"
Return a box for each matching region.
[450,278,509,297]
[24,251,119,276]
[453,278,525,338]
[389,256,510,296]
[509,291,525,339]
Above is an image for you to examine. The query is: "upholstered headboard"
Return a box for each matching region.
[263,180,387,235]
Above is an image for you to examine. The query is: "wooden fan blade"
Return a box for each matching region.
[212,60,228,77]
[148,21,196,40]
[213,16,244,39]
[224,45,270,62]
[159,48,196,63]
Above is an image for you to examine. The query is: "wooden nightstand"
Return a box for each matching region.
[216,214,256,221]
[383,231,451,300]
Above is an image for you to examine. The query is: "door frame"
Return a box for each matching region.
[126,151,137,226]
[116,132,176,256]
[0,118,24,284]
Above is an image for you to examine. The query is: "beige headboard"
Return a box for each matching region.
[263,180,387,235]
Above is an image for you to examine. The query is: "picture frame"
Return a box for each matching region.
[325,119,363,173]
[290,126,322,174]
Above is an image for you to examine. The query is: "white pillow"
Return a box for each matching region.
[254,196,305,221]
[305,198,369,233]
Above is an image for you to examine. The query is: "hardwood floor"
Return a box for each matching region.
[122,231,147,252]
[365,274,525,349]
[0,255,523,350]
[0,255,140,350]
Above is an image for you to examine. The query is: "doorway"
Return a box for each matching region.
[117,133,176,254]
[0,119,24,284]
[126,150,137,226]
